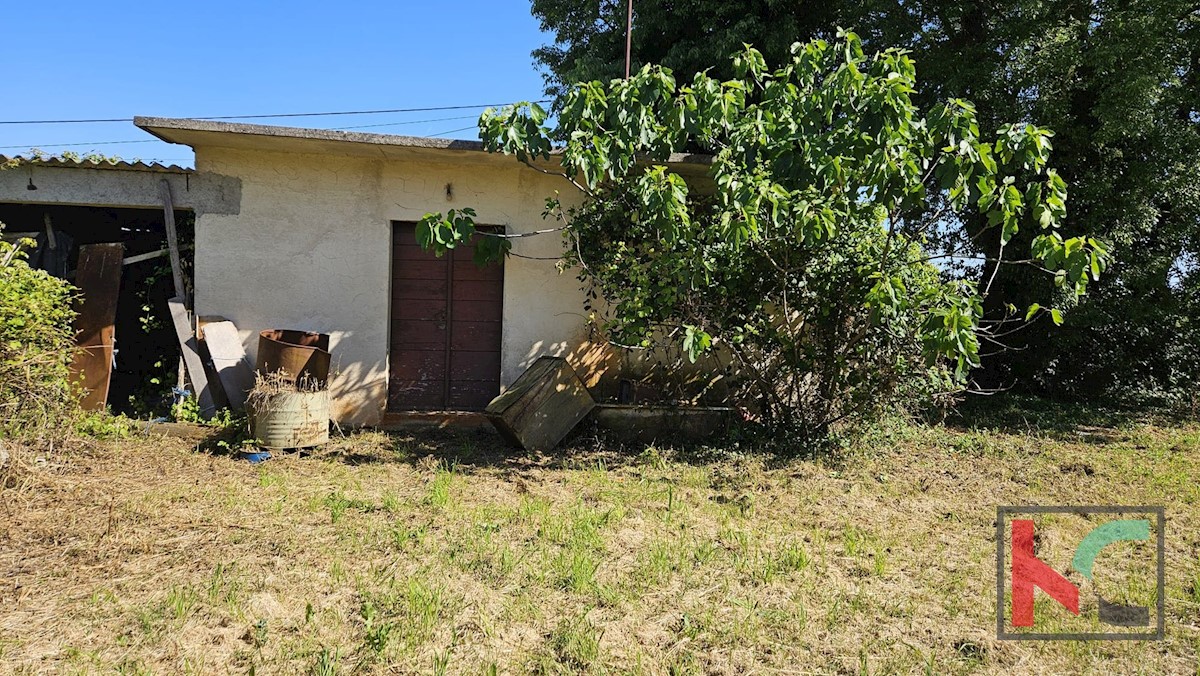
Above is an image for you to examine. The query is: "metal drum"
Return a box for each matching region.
[255,329,331,387]
[249,389,331,450]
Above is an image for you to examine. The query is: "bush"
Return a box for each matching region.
[564,183,963,435]
[0,224,79,438]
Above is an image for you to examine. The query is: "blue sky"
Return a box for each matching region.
[2,1,551,166]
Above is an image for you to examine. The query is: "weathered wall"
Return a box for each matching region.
[193,146,602,425]
[0,163,239,213]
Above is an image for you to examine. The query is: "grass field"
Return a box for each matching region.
[1,404,1198,674]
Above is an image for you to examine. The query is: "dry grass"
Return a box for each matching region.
[1,412,1198,674]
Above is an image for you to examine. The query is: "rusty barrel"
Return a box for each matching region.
[256,329,331,387]
[250,390,330,450]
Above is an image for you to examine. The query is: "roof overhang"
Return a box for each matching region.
[133,116,714,176]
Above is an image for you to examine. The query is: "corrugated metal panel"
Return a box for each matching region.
[0,154,192,174]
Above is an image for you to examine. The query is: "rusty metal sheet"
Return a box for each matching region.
[70,243,124,411]
[256,329,331,387]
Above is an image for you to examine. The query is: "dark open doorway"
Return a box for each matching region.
[0,202,193,416]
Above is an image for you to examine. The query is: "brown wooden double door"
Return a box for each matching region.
[388,223,504,411]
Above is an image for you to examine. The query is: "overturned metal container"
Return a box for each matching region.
[256,329,331,388]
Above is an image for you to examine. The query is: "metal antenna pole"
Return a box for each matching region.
[625,0,633,79]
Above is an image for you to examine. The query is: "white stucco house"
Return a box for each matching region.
[134,117,709,426]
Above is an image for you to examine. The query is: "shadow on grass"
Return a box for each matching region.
[313,420,768,477]
[170,395,1194,473]
[141,420,246,456]
[940,393,1192,440]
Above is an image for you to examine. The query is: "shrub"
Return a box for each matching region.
[0,224,79,438]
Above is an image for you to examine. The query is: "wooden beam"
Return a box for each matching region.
[42,213,57,249]
[122,248,168,266]
[158,179,187,305]
[168,296,216,419]
[159,179,191,402]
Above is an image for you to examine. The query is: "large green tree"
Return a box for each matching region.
[421,33,1103,435]
[532,0,1200,406]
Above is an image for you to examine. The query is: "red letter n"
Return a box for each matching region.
[1011,519,1080,627]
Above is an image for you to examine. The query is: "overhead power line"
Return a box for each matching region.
[0,139,158,150]
[2,114,487,150]
[334,114,479,131]
[0,100,551,125]
[428,125,480,137]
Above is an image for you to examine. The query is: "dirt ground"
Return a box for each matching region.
[1,411,1198,674]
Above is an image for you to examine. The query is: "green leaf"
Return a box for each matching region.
[682,325,712,363]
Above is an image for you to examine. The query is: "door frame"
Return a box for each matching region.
[386,220,505,412]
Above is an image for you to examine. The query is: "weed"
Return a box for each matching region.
[251,619,268,648]
[517,496,551,524]
[310,647,340,676]
[554,548,601,593]
[842,524,867,558]
[207,563,242,608]
[391,522,429,550]
[74,412,138,440]
[775,540,811,575]
[456,531,520,583]
[166,585,197,621]
[381,491,402,513]
[692,539,718,567]
[825,594,844,633]
[676,612,705,640]
[872,543,888,577]
[667,651,700,675]
[404,579,447,636]
[172,396,243,430]
[359,578,451,651]
[360,601,393,655]
[644,540,679,583]
[116,658,152,676]
[325,490,349,524]
[88,588,117,608]
[547,614,602,670]
[637,446,669,470]
[427,466,455,508]
[432,642,454,676]
[324,489,377,523]
[257,470,282,488]
[63,645,101,668]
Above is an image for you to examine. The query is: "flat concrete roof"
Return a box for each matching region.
[136,116,487,153]
[133,117,713,172]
